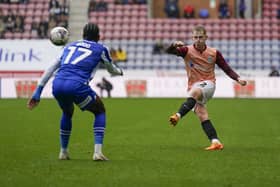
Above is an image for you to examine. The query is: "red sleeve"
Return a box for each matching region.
[216,50,239,81]
[176,46,188,58]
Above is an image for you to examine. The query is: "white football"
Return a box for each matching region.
[49,26,69,46]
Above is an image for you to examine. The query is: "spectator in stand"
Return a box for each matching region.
[0,8,4,38]
[218,0,230,19]
[38,18,49,38]
[4,13,16,32]
[60,0,69,16]
[116,46,127,62]
[277,8,280,19]
[0,19,4,39]
[269,66,280,77]
[95,0,108,11]
[110,47,118,62]
[88,0,96,15]
[31,21,39,37]
[49,0,61,16]
[183,4,195,18]
[164,0,180,18]
[53,0,69,28]
[238,0,246,18]
[14,15,24,33]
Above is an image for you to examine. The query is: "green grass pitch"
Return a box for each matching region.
[0,98,280,187]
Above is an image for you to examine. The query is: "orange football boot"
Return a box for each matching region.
[169,113,180,126]
[205,142,224,151]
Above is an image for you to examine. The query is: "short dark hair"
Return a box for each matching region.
[83,23,100,41]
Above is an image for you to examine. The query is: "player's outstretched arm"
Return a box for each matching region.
[102,47,123,76]
[216,51,247,85]
[27,58,61,110]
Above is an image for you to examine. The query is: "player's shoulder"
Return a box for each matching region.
[205,46,221,61]
[203,43,216,51]
[206,45,217,51]
[184,44,193,51]
[205,45,217,54]
[96,42,111,53]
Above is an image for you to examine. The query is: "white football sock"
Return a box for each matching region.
[94,144,102,153]
[60,148,68,153]
[211,139,221,144]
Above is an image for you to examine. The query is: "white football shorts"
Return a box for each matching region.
[189,80,216,105]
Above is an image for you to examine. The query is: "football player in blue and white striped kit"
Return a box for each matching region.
[27,23,123,161]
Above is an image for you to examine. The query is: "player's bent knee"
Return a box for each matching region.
[196,112,208,122]
[189,89,202,100]
[195,109,208,122]
[93,103,106,114]
[86,96,106,114]
[62,105,74,117]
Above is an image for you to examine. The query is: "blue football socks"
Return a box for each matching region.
[93,113,106,145]
[60,112,72,149]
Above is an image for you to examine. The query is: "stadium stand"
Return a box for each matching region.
[87,0,279,70]
[0,0,70,39]
[1,0,278,71]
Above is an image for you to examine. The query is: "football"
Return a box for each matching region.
[49,26,69,46]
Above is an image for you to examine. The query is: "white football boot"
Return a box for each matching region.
[59,150,70,160]
[93,152,109,161]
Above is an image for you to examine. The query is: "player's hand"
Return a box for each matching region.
[110,69,123,77]
[27,98,40,110]
[173,41,185,47]
[27,86,43,110]
[119,69,123,76]
[237,78,247,86]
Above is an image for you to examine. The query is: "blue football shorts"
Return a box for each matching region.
[52,78,96,111]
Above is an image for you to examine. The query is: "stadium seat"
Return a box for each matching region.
[22,32,31,39]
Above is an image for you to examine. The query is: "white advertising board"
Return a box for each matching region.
[1,76,280,99]
[0,40,62,71]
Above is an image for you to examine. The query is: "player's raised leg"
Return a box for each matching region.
[169,97,197,126]
[169,87,201,126]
